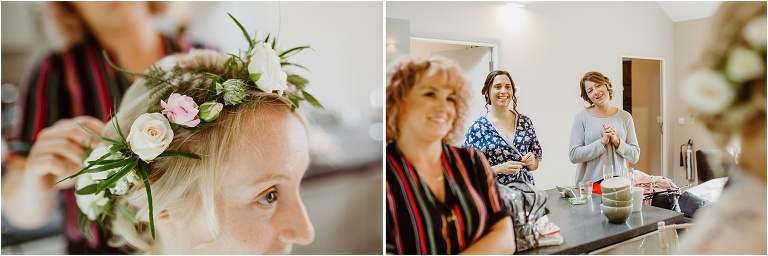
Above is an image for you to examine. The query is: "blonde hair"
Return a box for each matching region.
[692,1,766,146]
[385,56,471,145]
[579,71,614,106]
[102,49,306,253]
[37,2,169,51]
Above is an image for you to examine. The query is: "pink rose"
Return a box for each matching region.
[161,93,201,127]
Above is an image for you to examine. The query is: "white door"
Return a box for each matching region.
[431,47,493,143]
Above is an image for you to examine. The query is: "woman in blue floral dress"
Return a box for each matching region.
[464,70,542,185]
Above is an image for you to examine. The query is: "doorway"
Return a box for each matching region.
[410,38,498,142]
[622,57,664,177]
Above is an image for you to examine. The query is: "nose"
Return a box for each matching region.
[279,198,315,245]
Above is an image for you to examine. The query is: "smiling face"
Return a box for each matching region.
[173,106,314,254]
[489,74,514,108]
[584,81,611,106]
[398,72,457,143]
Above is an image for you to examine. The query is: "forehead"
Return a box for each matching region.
[223,107,310,186]
[584,81,601,88]
[414,70,455,92]
[492,74,511,84]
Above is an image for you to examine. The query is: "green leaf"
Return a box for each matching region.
[250,73,262,83]
[85,157,136,174]
[228,13,254,50]
[76,122,121,145]
[110,112,129,146]
[95,159,137,194]
[157,150,201,160]
[102,50,144,77]
[279,45,311,59]
[302,91,324,109]
[76,184,98,195]
[281,62,309,71]
[55,151,113,186]
[136,163,156,239]
[287,75,308,89]
[117,203,136,224]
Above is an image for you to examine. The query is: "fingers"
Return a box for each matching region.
[28,138,86,167]
[25,154,79,189]
[38,117,106,147]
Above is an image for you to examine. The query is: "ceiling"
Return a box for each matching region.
[656,1,722,22]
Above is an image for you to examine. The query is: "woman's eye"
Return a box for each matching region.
[447,97,456,103]
[256,191,279,205]
[424,92,435,97]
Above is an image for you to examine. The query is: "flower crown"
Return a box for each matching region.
[57,14,323,240]
[681,15,766,135]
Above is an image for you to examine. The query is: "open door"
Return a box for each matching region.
[622,57,663,177]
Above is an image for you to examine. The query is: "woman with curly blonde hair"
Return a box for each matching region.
[385,56,514,254]
[678,2,766,254]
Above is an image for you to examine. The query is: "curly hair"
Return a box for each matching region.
[385,56,471,145]
[481,70,519,114]
[579,71,614,105]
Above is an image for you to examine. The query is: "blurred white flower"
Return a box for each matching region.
[75,173,108,220]
[743,16,767,49]
[681,69,735,114]
[725,46,765,83]
[84,146,114,180]
[109,172,140,195]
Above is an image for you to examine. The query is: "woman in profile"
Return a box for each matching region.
[464,70,543,185]
[385,56,515,254]
[678,2,766,254]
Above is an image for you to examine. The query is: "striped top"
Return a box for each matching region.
[9,33,208,254]
[386,142,510,254]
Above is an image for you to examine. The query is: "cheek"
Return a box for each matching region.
[215,205,274,253]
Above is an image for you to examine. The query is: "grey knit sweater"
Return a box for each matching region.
[568,109,640,185]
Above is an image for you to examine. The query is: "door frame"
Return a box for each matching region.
[410,37,499,71]
[621,55,667,178]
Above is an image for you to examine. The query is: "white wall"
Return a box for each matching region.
[388,1,677,189]
[670,17,715,184]
[185,2,383,122]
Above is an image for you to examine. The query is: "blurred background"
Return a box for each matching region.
[1,1,383,254]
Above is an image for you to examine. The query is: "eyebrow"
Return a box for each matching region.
[251,173,290,185]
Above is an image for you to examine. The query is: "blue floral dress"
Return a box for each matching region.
[463,113,543,185]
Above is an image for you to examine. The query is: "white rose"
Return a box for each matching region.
[725,46,765,84]
[75,173,109,220]
[681,69,735,114]
[127,113,174,161]
[743,16,767,49]
[248,42,288,95]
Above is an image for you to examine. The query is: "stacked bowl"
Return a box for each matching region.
[600,177,632,223]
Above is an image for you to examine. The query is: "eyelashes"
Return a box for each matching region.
[256,188,279,206]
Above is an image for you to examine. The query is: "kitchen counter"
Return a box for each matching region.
[517,189,683,255]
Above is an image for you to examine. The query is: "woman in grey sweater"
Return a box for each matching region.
[568,71,640,185]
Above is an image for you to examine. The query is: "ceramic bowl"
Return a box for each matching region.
[602,196,632,207]
[600,177,631,193]
[601,204,632,223]
[602,187,632,201]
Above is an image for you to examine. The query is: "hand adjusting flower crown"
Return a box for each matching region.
[57,14,323,240]
[681,15,766,134]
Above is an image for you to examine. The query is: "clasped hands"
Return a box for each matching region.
[494,152,535,175]
[601,123,620,147]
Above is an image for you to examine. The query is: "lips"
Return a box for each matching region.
[428,116,448,124]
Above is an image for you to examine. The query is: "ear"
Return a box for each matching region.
[154,208,177,236]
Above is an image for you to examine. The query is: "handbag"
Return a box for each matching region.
[496,180,549,252]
